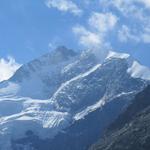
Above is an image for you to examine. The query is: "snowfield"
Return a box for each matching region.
[0,47,149,150]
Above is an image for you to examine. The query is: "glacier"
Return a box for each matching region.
[0,46,150,150]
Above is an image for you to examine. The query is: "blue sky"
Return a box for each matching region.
[0,0,150,81]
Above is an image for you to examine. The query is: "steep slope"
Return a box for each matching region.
[0,46,78,99]
[10,50,149,150]
[21,93,133,150]
[90,85,150,150]
[0,47,150,150]
[51,57,145,113]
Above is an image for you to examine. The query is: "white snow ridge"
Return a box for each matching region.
[0,47,149,150]
[127,61,150,80]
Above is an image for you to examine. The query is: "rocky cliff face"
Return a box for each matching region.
[90,85,150,150]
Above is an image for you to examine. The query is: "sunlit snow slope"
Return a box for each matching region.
[0,46,150,150]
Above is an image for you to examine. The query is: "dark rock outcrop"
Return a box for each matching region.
[90,85,150,150]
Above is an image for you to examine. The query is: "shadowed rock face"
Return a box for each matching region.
[90,85,150,150]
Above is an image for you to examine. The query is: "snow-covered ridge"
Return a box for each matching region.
[0,47,149,150]
[106,51,130,60]
[127,61,150,81]
[106,50,150,81]
[74,91,136,121]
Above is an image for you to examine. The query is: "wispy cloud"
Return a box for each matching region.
[45,0,82,16]
[138,0,150,8]
[118,24,150,43]
[88,12,118,33]
[99,0,150,44]
[73,25,102,48]
[118,25,140,43]
[141,26,150,43]
[73,12,118,49]
[0,56,21,82]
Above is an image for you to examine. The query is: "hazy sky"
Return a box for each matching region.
[0,0,150,80]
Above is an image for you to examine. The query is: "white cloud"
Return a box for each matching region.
[101,0,138,18]
[118,25,150,44]
[142,33,150,43]
[73,12,118,49]
[99,0,150,44]
[99,0,149,20]
[45,0,82,16]
[73,25,102,48]
[138,0,150,8]
[118,25,140,43]
[141,27,150,43]
[0,56,21,82]
[88,12,118,33]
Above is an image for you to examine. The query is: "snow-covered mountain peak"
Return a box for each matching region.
[1,47,149,100]
[80,49,130,65]
[3,46,78,99]
[127,61,150,81]
[106,51,130,60]
[11,47,76,74]
[54,46,77,57]
[0,46,149,150]
[38,46,78,64]
[28,46,77,66]
[80,48,109,64]
[105,50,150,81]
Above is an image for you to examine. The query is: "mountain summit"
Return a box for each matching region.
[0,47,150,150]
[1,46,78,99]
